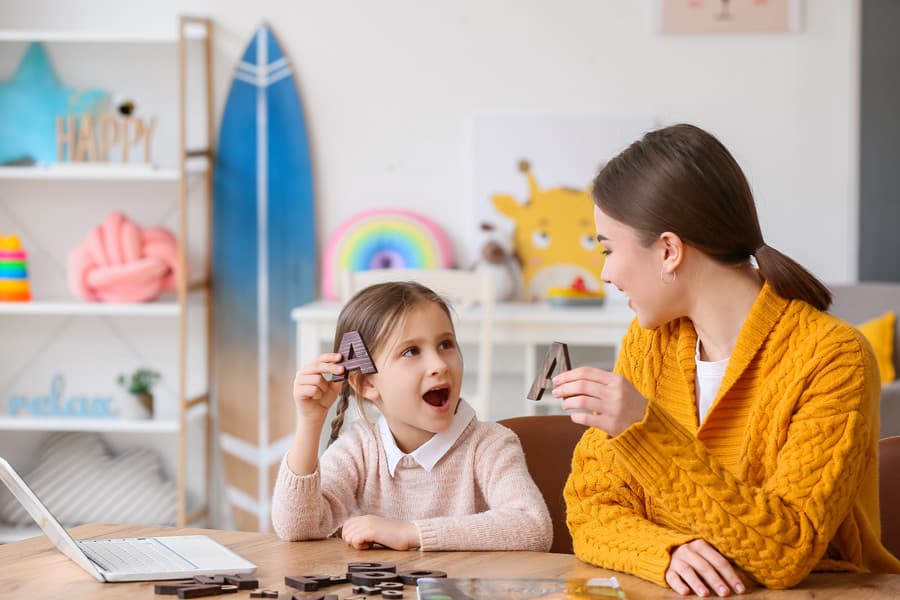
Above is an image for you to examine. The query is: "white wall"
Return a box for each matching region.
[5,0,861,283]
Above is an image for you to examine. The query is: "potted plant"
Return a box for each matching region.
[117,368,161,418]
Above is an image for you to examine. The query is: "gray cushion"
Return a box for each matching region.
[829,283,900,376]
[882,382,900,439]
[0,432,176,526]
[829,282,900,439]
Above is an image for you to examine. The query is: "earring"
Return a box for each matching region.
[660,269,676,284]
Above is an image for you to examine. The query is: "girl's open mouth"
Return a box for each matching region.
[423,387,450,407]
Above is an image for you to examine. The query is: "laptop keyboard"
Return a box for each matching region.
[79,538,196,573]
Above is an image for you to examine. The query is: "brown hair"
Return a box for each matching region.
[328,280,457,444]
[592,124,831,311]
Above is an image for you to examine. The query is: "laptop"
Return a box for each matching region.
[0,456,256,582]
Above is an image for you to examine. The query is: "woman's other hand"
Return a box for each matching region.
[666,539,746,596]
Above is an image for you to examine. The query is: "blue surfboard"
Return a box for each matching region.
[213,25,315,531]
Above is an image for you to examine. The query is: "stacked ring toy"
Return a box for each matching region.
[0,234,31,301]
[321,209,453,300]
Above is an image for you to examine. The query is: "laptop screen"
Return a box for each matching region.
[0,456,104,581]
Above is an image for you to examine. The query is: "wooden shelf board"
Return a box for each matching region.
[0,29,207,43]
[0,165,195,182]
[0,301,180,317]
[0,525,42,544]
[0,405,206,434]
[0,417,181,433]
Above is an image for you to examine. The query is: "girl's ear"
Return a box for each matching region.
[658,231,684,272]
[350,372,381,404]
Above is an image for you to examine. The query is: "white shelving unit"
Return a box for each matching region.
[0,17,215,540]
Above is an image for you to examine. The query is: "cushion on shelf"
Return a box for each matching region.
[857,311,896,385]
[0,432,177,526]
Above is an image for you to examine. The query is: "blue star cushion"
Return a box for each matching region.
[0,43,108,165]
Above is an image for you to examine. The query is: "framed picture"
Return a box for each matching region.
[656,0,804,35]
[469,114,654,300]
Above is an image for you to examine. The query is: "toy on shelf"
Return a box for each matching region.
[0,234,32,301]
[322,209,453,300]
[67,212,179,303]
[472,221,520,301]
[546,275,605,307]
[492,160,606,301]
[0,42,107,165]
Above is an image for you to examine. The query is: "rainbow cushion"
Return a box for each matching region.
[322,209,453,300]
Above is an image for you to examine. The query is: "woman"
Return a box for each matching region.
[557,124,900,596]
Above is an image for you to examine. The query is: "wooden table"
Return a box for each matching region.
[1,523,898,599]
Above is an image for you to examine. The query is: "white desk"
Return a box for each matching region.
[291,300,635,417]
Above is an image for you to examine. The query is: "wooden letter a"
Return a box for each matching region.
[526,342,571,401]
[332,330,378,382]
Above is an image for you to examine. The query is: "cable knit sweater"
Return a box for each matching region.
[271,417,552,552]
[565,283,900,589]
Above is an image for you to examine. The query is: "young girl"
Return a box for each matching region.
[558,124,900,595]
[271,281,552,552]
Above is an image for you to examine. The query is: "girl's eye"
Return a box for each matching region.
[439,339,456,350]
[401,347,420,358]
[601,248,611,256]
[581,234,597,251]
[532,230,550,249]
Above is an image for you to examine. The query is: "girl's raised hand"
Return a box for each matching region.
[551,366,648,437]
[293,352,346,421]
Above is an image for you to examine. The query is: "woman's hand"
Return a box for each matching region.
[666,539,746,596]
[551,366,648,437]
[293,352,346,422]
[341,515,419,551]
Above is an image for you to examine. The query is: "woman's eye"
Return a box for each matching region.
[601,248,611,256]
[532,230,550,249]
[581,234,597,251]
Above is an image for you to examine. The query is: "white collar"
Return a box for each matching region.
[378,399,476,477]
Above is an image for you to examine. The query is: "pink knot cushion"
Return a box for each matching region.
[67,212,179,303]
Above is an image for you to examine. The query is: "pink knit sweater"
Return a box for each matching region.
[271,418,552,551]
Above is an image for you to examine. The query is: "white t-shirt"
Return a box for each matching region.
[695,339,729,425]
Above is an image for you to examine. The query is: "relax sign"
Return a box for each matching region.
[7,373,114,418]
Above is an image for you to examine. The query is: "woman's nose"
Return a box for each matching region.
[600,263,611,284]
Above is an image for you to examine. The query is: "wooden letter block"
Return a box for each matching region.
[397,570,447,585]
[154,580,197,595]
[285,575,320,591]
[347,561,396,573]
[351,585,382,596]
[177,585,225,599]
[348,571,400,586]
[375,582,403,590]
[526,342,571,401]
[332,331,377,381]
[224,574,259,589]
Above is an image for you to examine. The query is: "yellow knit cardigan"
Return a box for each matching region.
[564,283,900,589]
